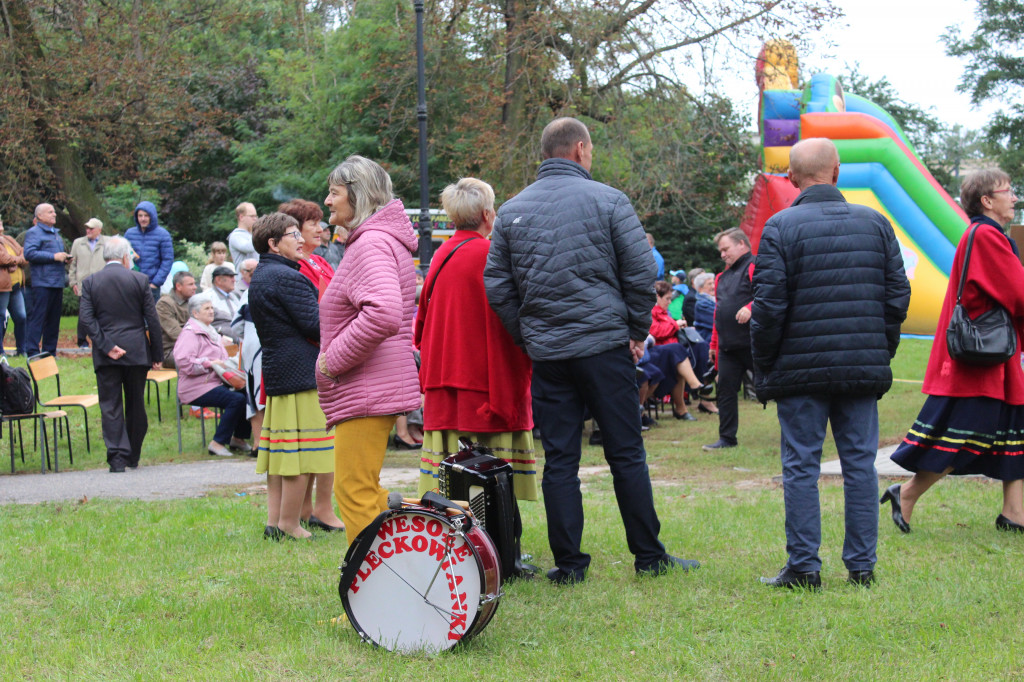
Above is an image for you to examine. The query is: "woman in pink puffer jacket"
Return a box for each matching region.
[317,155,421,545]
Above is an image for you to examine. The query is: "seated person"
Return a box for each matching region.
[155,270,196,369]
[693,272,716,341]
[173,294,251,457]
[650,281,685,345]
[200,241,235,292]
[639,336,715,419]
[207,266,241,342]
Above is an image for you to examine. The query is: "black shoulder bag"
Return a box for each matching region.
[946,223,1018,366]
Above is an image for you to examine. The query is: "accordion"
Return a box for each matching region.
[439,442,529,583]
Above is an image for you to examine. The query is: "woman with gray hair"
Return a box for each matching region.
[413,178,537,500]
[317,155,420,545]
[885,169,1024,533]
[173,292,251,457]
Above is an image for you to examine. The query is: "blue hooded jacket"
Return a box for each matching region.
[124,201,174,288]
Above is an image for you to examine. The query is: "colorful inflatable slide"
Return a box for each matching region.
[739,41,968,335]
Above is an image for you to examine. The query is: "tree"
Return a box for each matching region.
[944,0,1024,180]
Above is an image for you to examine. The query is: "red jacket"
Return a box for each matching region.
[650,305,680,345]
[414,231,532,431]
[923,217,1024,404]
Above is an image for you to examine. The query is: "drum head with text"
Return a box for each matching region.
[343,510,485,654]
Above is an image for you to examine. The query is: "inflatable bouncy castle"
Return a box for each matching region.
[740,41,969,335]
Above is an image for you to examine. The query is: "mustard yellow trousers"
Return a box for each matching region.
[333,415,397,547]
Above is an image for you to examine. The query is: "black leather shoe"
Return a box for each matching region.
[702,439,736,450]
[546,567,585,585]
[392,435,422,450]
[264,526,284,541]
[880,483,911,533]
[109,466,126,473]
[673,410,697,421]
[996,514,1024,533]
[588,430,602,446]
[848,570,875,587]
[760,565,821,589]
[306,515,345,533]
[637,554,700,576]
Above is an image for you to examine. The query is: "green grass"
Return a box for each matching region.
[3,336,1024,680]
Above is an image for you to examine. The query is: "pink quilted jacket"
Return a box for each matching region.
[317,199,421,428]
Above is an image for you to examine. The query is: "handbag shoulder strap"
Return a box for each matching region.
[424,237,474,306]
[955,223,982,304]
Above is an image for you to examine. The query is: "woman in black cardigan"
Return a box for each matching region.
[248,212,343,540]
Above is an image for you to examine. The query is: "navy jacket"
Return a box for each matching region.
[22,223,67,288]
[484,158,656,362]
[247,253,320,396]
[125,201,174,288]
[750,183,911,400]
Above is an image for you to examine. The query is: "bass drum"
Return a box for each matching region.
[340,505,501,654]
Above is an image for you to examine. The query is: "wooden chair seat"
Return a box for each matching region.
[41,394,100,409]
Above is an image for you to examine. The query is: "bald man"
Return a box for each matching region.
[229,202,258,290]
[22,203,70,356]
[751,138,910,589]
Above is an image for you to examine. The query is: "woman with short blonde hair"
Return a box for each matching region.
[414,178,537,507]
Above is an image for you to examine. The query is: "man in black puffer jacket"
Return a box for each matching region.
[752,138,910,590]
[485,117,698,584]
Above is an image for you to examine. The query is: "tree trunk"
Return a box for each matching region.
[2,0,111,240]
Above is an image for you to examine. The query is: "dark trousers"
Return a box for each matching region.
[26,286,63,356]
[716,345,754,445]
[76,296,88,346]
[96,364,150,468]
[776,394,879,572]
[193,385,252,445]
[532,346,666,575]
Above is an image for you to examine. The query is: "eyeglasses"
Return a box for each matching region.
[281,230,302,241]
[991,189,1017,196]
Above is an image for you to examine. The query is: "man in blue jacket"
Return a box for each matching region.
[124,201,173,301]
[752,138,910,590]
[484,117,698,584]
[23,203,70,356]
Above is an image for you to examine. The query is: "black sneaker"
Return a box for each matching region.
[546,567,585,585]
[760,565,821,589]
[637,554,700,576]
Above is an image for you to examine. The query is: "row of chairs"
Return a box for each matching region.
[4,353,215,473]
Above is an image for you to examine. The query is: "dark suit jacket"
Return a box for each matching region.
[80,263,163,368]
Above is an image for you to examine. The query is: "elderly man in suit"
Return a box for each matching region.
[79,237,163,472]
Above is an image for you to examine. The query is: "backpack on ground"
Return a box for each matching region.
[0,359,36,416]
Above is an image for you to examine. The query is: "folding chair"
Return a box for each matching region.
[176,394,220,454]
[27,353,99,453]
[2,409,70,473]
[146,368,178,422]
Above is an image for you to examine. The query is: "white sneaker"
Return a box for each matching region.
[208,442,233,457]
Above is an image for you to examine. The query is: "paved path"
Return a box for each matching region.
[0,459,420,506]
[1,443,908,505]
[820,444,910,478]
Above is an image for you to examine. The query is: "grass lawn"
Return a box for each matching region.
[2,335,1023,680]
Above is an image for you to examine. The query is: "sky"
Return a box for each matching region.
[707,0,997,132]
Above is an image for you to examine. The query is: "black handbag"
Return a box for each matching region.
[946,223,1018,366]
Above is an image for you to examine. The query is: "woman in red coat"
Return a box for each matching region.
[884,170,1024,533]
[414,178,536,501]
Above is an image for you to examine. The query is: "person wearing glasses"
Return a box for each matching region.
[885,170,1024,535]
[317,155,420,546]
[248,213,340,540]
